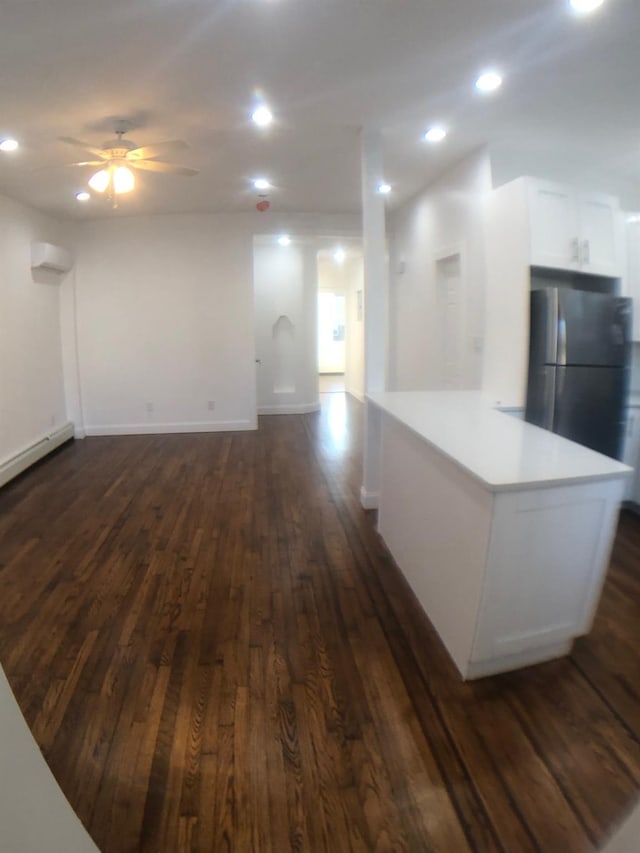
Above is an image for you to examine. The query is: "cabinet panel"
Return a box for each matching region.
[527,179,621,276]
[473,489,608,662]
[577,193,621,277]
[528,181,578,270]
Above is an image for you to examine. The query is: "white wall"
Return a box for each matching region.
[70,213,360,433]
[0,194,70,465]
[388,149,492,391]
[72,215,258,433]
[254,241,319,414]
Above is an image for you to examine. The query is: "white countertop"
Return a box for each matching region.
[368,391,632,492]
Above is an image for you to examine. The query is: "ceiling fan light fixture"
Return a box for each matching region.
[113,165,135,194]
[88,169,110,192]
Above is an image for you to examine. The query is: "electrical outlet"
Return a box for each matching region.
[146,402,154,413]
[207,400,215,411]
[50,414,56,426]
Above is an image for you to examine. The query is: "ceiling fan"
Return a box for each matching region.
[58,123,198,205]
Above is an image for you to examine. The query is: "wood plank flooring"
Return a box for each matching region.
[1,393,639,852]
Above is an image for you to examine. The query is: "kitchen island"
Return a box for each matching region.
[368,391,632,679]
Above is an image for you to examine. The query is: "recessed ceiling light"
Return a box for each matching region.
[424,127,447,143]
[377,183,392,195]
[570,0,605,13]
[254,178,271,191]
[252,105,273,127]
[278,234,291,246]
[475,71,503,93]
[334,248,346,264]
[75,191,90,202]
[0,138,19,152]
[626,214,640,224]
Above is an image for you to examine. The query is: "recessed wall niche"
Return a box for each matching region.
[272,314,296,394]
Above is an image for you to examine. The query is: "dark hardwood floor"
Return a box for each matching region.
[1,393,639,852]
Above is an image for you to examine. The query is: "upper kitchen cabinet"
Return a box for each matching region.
[528,179,622,277]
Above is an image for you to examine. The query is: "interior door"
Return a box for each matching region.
[436,252,464,389]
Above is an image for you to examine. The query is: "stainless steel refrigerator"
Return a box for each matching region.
[525,287,632,460]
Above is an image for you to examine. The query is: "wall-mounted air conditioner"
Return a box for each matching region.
[30,242,73,274]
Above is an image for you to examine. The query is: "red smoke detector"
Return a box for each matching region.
[256,199,270,212]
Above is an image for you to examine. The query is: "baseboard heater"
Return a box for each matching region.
[0,422,75,489]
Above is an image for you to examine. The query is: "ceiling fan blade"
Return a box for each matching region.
[130,160,198,175]
[30,159,106,172]
[126,140,188,161]
[58,136,110,160]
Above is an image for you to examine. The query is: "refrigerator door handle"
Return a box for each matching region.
[543,368,556,431]
[543,288,559,363]
[557,296,567,366]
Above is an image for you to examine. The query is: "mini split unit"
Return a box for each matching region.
[30,242,73,274]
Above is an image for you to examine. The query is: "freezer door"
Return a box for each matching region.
[553,366,628,459]
[529,289,559,366]
[559,291,631,367]
[525,290,559,428]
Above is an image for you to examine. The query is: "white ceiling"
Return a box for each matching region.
[0,0,639,220]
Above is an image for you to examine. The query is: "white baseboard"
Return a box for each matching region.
[346,389,365,403]
[0,422,75,489]
[360,486,379,509]
[464,639,572,680]
[84,419,256,436]
[258,401,320,415]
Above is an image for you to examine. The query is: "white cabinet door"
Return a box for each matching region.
[624,407,640,501]
[527,180,622,276]
[473,484,619,664]
[528,180,579,270]
[577,193,621,277]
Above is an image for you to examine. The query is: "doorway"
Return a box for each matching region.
[317,246,364,399]
[318,290,346,392]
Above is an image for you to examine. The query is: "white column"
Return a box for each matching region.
[360,127,388,508]
[59,266,86,438]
